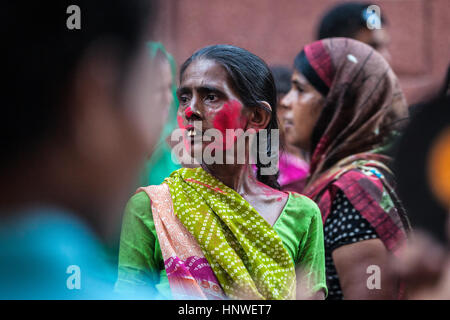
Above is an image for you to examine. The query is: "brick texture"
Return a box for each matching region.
[154,0,450,105]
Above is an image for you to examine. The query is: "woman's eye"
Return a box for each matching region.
[206,94,217,101]
[180,95,189,104]
[295,85,304,93]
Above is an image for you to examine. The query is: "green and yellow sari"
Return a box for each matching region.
[116,167,327,299]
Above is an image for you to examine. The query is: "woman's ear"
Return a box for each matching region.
[246,101,272,131]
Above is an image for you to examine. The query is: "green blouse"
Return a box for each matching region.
[116,191,327,299]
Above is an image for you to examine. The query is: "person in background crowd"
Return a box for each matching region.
[270,66,309,193]
[281,38,410,299]
[317,2,391,63]
[116,45,327,300]
[0,0,160,299]
[139,42,182,187]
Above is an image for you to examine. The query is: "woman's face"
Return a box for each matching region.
[280,70,324,151]
[177,59,252,159]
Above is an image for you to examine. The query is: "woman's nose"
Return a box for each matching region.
[280,91,293,110]
[186,98,202,121]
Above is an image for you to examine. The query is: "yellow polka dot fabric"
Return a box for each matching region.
[164,167,296,300]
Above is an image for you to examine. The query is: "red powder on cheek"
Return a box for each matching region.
[213,100,244,133]
[212,100,247,150]
[177,115,191,152]
[177,115,185,129]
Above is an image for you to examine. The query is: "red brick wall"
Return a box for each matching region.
[154,0,450,104]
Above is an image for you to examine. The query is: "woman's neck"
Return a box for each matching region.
[201,162,251,193]
[201,161,284,199]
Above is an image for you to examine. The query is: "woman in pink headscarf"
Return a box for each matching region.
[281,38,411,299]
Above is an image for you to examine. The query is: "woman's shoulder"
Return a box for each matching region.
[281,192,322,230]
[121,190,160,244]
[128,190,151,207]
[286,192,321,217]
[125,190,153,221]
[127,182,176,222]
[275,192,324,265]
[333,166,385,191]
[329,166,391,210]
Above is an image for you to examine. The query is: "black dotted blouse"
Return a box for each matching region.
[324,190,378,300]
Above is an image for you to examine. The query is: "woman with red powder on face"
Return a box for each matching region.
[115,45,327,300]
[281,38,411,300]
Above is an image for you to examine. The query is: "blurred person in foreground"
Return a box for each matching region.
[0,1,161,299]
[104,42,182,271]
[393,94,450,299]
[281,38,411,299]
[317,2,391,63]
[270,66,309,193]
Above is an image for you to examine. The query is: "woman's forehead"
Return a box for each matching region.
[181,59,230,86]
[292,70,310,85]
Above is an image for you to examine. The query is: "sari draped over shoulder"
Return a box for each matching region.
[138,167,296,300]
[304,153,410,255]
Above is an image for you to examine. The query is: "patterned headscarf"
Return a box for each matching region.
[295,38,408,181]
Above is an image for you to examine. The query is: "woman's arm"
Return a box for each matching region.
[296,201,327,300]
[325,190,398,299]
[332,238,397,299]
[115,191,165,298]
